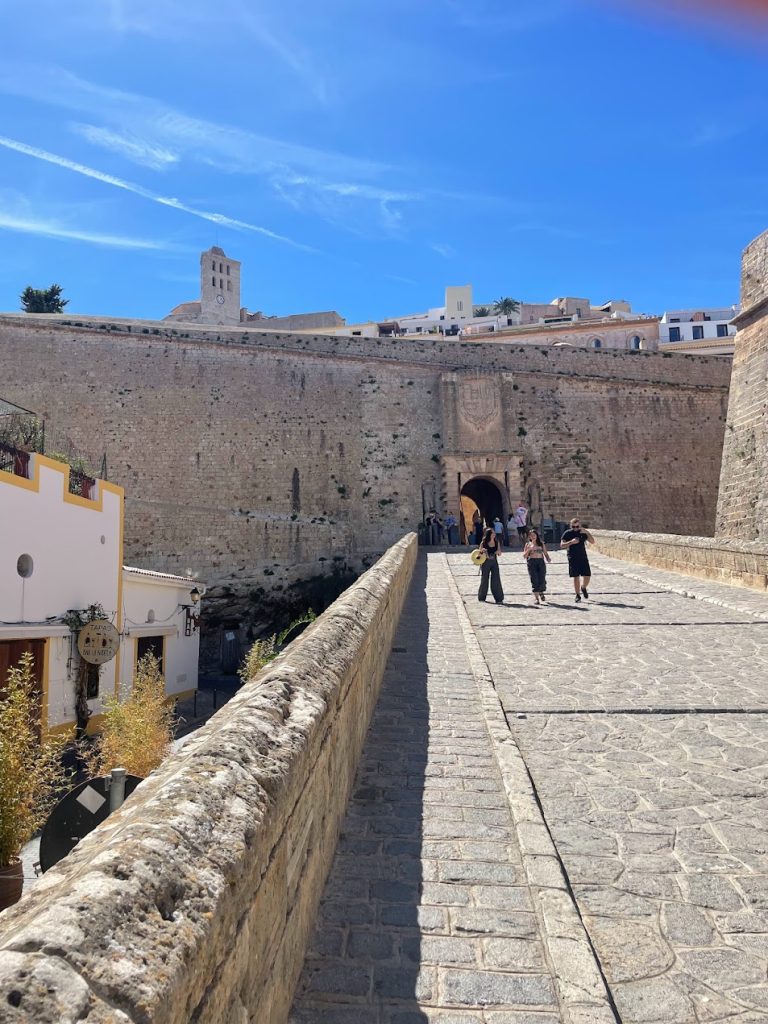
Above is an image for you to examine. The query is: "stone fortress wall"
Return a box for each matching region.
[716,228,768,541]
[0,534,418,1024]
[0,313,731,641]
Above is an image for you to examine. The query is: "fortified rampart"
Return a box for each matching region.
[592,529,768,592]
[0,534,417,1024]
[716,228,768,540]
[0,313,730,654]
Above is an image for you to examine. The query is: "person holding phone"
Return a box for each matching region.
[560,517,594,602]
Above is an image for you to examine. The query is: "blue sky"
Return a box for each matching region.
[0,0,765,323]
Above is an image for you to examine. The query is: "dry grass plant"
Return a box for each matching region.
[0,652,70,867]
[238,610,317,687]
[85,652,174,779]
[238,635,278,686]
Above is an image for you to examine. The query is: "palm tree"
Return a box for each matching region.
[493,297,520,316]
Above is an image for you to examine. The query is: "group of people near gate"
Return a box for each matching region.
[473,504,594,607]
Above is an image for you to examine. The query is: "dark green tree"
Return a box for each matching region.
[20,284,69,313]
[492,296,520,316]
[473,306,490,317]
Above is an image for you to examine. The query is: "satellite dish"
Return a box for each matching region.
[39,774,142,872]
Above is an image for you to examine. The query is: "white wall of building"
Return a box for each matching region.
[659,307,738,344]
[1,455,201,734]
[121,570,201,700]
[0,455,123,729]
[0,455,122,626]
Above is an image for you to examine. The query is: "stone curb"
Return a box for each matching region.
[441,554,618,1024]
[594,553,768,622]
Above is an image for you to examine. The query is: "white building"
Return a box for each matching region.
[658,306,739,356]
[315,286,649,343]
[0,447,202,736]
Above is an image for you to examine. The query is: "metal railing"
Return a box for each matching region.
[0,402,106,494]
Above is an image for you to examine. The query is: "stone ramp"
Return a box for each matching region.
[450,547,768,1023]
[290,553,570,1023]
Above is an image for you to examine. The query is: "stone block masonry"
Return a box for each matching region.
[592,529,768,592]
[0,314,730,647]
[716,228,768,541]
[0,533,417,1024]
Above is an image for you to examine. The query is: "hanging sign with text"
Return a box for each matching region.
[77,620,120,665]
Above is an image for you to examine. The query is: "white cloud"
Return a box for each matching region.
[0,209,169,250]
[430,242,456,258]
[0,65,382,181]
[71,123,178,170]
[0,134,317,251]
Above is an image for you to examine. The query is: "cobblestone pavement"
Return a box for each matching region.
[291,548,768,1023]
[291,555,564,1023]
[452,548,768,1023]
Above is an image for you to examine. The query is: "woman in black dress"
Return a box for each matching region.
[478,526,504,604]
[560,517,594,602]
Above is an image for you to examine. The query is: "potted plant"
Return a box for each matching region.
[0,652,69,910]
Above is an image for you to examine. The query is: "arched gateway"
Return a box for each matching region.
[460,476,507,543]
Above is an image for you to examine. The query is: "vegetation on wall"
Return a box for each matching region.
[238,610,317,686]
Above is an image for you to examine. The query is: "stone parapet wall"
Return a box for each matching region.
[0,533,417,1024]
[740,228,768,316]
[716,229,768,541]
[592,529,768,591]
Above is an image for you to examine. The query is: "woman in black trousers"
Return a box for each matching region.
[478,526,504,604]
[523,528,552,605]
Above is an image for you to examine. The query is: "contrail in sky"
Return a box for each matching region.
[0,134,317,253]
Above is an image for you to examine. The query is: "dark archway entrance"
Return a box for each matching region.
[460,476,505,542]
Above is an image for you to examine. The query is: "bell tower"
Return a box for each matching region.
[200,246,241,325]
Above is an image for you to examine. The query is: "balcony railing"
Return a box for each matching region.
[0,403,105,497]
[0,441,31,478]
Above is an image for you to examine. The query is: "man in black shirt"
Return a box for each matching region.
[560,517,594,602]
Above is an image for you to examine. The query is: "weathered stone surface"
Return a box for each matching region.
[0,535,418,1024]
[451,546,768,1020]
[592,530,768,592]
[0,312,731,650]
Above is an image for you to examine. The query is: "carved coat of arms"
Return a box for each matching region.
[459,376,500,430]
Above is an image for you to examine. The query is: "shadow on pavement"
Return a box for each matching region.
[290,557,430,1022]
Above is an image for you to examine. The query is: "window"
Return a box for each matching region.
[212,276,216,287]
[692,326,704,340]
[85,663,100,700]
[717,324,730,338]
[137,635,164,676]
[592,338,602,349]
[669,327,681,342]
[226,265,230,275]
[219,262,223,273]
[630,336,641,350]
[457,300,463,311]
[670,318,680,323]
[227,280,232,291]
[212,260,216,271]
[220,278,224,290]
